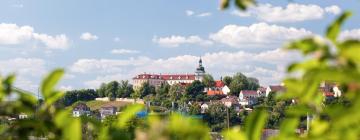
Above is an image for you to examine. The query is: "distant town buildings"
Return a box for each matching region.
[132,58,206,89]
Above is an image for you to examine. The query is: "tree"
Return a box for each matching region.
[106,81,120,100]
[97,83,107,97]
[247,77,260,90]
[118,80,134,98]
[189,103,201,115]
[229,72,249,96]
[138,82,156,98]
[186,80,205,100]
[202,74,215,87]
[223,76,232,86]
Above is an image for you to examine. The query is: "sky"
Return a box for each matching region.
[1,0,360,92]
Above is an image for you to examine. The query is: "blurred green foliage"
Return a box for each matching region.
[0,1,359,140]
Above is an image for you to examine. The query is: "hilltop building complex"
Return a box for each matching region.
[132,58,206,89]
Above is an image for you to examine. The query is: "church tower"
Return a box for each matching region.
[195,57,206,81]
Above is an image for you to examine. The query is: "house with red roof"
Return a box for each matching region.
[206,80,230,96]
[239,90,259,106]
[132,58,206,89]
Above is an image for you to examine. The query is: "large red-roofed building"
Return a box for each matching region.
[133,58,206,89]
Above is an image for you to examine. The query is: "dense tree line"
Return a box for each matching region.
[61,89,98,106]
[97,80,134,99]
[223,72,260,96]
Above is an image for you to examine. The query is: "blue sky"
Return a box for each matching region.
[1,0,360,92]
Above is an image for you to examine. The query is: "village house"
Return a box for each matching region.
[221,96,240,111]
[72,103,91,117]
[100,105,117,119]
[257,87,267,96]
[132,58,206,89]
[207,80,231,96]
[239,90,259,106]
[265,85,286,97]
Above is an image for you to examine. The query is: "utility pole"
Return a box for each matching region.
[227,107,230,130]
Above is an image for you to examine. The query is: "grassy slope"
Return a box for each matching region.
[70,100,132,111]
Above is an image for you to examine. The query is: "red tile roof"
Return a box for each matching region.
[214,80,225,88]
[207,90,224,96]
[240,90,258,95]
[133,74,195,80]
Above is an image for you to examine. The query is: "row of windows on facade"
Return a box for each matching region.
[137,75,192,80]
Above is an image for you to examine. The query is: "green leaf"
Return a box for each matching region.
[220,0,230,10]
[116,104,143,128]
[326,11,352,43]
[222,127,246,140]
[234,0,255,10]
[63,118,82,140]
[245,109,268,140]
[45,91,64,106]
[286,37,327,55]
[41,69,64,99]
[339,40,360,62]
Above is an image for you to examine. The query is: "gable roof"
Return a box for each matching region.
[207,90,224,96]
[269,85,286,92]
[214,80,225,88]
[221,96,239,104]
[240,90,258,95]
[73,103,90,111]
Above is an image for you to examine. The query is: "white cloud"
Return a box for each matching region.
[197,12,212,17]
[231,10,251,17]
[70,57,152,74]
[186,10,194,16]
[0,23,70,49]
[33,33,70,50]
[153,35,213,47]
[185,10,211,17]
[231,3,341,23]
[59,85,73,91]
[339,29,360,40]
[80,32,98,41]
[325,5,341,15]
[0,58,48,93]
[111,49,139,54]
[84,74,129,88]
[209,23,312,48]
[78,49,299,88]
[0,24,34,45]
[0,58,46,77]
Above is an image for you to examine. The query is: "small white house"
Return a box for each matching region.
[72,103,91,117]
[200,103,209,114]
[18,113,28,119]
[222,85,231,95]
[239,90,259,106]
[100,105,117,119]
[265,85,285,97]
